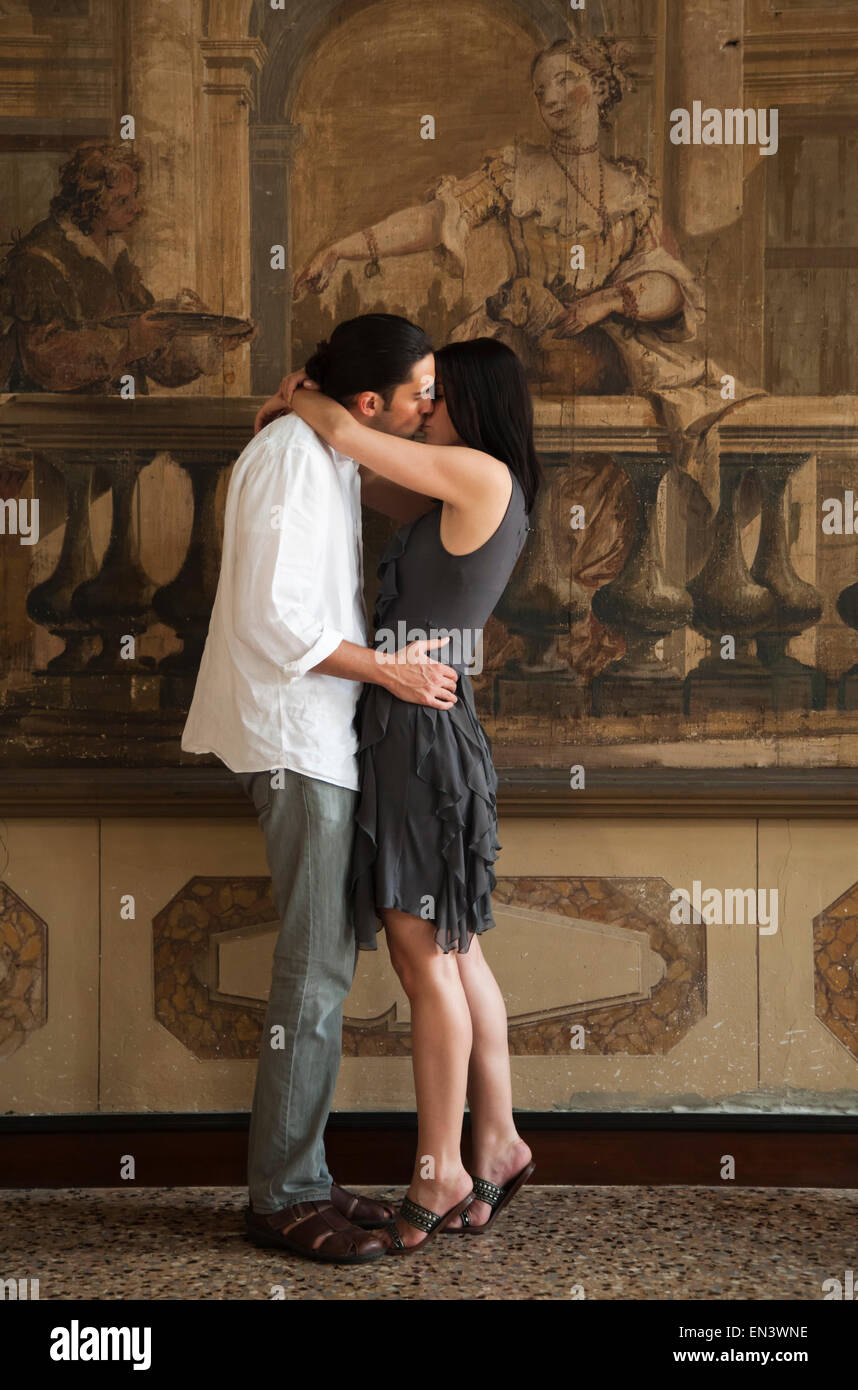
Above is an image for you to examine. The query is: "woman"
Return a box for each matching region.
[294,36,762,679]
[293,34,743,443]
[263,338,541,1252]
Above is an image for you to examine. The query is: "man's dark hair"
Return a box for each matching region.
[304,313,433,409]
[50,142,144,236]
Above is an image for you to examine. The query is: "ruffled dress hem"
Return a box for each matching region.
[356,905,496,956]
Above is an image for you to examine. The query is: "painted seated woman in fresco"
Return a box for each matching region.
[294,36,761,681]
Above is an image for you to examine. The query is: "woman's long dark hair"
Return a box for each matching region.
[434,338,542,513]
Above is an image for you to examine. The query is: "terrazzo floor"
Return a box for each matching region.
[2,1185,855,1300]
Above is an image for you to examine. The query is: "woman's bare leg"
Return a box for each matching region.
[446,932,532,1228]
[381,907,474,1247]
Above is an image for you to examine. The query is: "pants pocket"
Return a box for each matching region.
[236,769,274,816]
[252,770,274,816]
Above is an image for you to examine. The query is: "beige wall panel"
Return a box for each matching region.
[0,820,99,1113]
[100,817,265,1111]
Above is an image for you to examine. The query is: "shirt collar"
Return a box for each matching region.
[56,214,129,271]
[300,417,358,474]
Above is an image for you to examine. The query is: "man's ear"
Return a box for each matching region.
[353,390,382,419]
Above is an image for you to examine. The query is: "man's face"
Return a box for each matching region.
[103,167,142,233]
[351,353,435,437]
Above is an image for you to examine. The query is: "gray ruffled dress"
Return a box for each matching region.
[351,470,530,954]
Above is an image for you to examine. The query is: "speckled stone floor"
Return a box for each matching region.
[2,1186,855,1300]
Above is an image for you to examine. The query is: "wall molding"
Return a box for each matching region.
[1,766,858,818]
[1,1111,856,1188]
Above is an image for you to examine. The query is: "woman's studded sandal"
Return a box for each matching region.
[386,1192,474,1255]
[444,1160,536,1235]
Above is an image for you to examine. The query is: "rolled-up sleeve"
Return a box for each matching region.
[230,433,345,681]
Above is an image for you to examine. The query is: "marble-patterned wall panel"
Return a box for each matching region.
[758,821,858,1109]
[334,816,760,1110]
[0,819,99,1112]
[100,814,855,1115]
[99,818,268,1111]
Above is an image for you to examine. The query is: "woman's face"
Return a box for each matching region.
[532,54,600,136]
[421,379,462,447]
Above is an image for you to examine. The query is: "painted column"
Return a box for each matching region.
[198,37,267,394]
[127,0,198,297]
[666,0,745,238]
[249,122,305,392]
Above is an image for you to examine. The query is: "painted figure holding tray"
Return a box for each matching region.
[0,141,255,395]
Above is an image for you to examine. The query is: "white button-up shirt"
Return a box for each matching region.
[181,413,367,789]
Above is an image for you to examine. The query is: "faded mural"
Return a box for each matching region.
[291,26,762,694]
[1,1,858,1121]
[0,0,856,774]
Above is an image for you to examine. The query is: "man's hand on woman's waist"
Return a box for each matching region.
[313,638,458,709]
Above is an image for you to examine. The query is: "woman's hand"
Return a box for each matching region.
[553,275,684,336]
[552,289,618,338]
[289,380,347,447]
[253,368,319,434]
[293,244,340,301]
[279,368,314,407]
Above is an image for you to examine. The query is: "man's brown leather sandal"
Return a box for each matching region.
[244,1200,389,1263]
[330,1182,397,1227]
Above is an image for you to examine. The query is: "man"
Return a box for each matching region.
[181,314,458,1263]
[0,140,253,393]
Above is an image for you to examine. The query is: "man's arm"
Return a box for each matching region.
[314,638,458,708]
[231,440,342,676]
[19,314,174,391]
[231,433,457,707]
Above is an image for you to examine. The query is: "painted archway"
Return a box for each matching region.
[245,0,584,388]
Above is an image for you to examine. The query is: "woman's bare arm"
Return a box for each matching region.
[336,201,443,259]
[290,388,502,509]
[294,201,445,297]
[601,271,684,321]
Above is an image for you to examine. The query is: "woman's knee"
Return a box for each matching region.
[385,926,459,998]
[391,950,454,999]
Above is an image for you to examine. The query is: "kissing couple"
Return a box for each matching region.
[182,313,541,1261]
